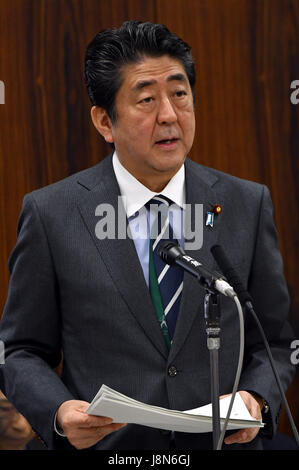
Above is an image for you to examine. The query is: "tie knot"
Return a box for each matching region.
[145,196,175,242]
[145,195,172,210]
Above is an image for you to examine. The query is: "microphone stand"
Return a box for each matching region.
[204,291,221,450]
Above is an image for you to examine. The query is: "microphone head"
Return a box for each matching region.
[157,240,185,265]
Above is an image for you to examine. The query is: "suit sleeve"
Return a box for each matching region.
[0,193,74,448]
[238,185,295,438]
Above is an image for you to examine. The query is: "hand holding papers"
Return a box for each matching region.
[86,385,264,434]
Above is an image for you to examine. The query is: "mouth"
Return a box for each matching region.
[155,137,179,149]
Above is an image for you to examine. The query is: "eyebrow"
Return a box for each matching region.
[132,73,188,92]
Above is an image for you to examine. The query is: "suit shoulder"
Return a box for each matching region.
[23,157,110,208]
[186,158,266,197]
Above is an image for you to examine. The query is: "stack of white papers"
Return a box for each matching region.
[86,385,264,433]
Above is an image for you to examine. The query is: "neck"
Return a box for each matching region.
[116,158,183,193]
[136,175,173,193]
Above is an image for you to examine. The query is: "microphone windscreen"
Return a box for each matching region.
[158,240,184,265]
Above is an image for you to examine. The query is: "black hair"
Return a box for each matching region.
[84,20,195,123]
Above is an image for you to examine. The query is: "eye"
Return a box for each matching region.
[174,90,187,98]
[139,96,153,104]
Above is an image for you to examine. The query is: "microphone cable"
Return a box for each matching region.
[211,244,299,449]
[158,239,247,449]
[216,294,245,450]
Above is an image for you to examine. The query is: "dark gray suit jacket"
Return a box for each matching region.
[0,155,295,450]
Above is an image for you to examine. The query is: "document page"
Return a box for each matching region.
[86,385,264,433]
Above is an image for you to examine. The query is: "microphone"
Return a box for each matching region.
[211,244,299,448]
[158,241,236,298]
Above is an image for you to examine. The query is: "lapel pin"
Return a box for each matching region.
[206,204,222,228]
[213,204,222,215]
[206,211,214,227]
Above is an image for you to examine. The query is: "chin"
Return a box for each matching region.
[155,156,185,172]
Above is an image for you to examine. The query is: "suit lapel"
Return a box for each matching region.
[76,156,169,359]
[169,159,222,362]
[75,156,223,362]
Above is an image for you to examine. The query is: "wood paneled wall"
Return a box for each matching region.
[0,0,298,439]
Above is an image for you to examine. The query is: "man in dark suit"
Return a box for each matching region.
[0,20,295,450]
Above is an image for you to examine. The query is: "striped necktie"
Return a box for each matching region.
[147,196,184,347]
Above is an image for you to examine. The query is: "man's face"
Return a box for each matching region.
[105,55,196,186]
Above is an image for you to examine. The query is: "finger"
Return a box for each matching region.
[238,391,262,420]
[74,413,114,428]
[67,423,127,449]
[224,427,258,445]
[99,422,127,437]
[78,422,126,433]
[224,430,244,444]
[83,423,127,446]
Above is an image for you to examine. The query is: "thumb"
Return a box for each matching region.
[74,401,91,413]
[219,394,230,399]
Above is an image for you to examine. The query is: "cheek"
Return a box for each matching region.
[181,112,195,139]
[121,113,153,137]
[128,117,155,144]
[114,120,153,157]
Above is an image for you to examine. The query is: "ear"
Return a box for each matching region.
[90,106,114,143]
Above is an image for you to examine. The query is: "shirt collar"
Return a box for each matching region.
[112,151,186,218]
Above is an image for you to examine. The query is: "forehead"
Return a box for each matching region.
[119,55,189,92]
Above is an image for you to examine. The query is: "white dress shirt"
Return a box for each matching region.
[112,151,186,285]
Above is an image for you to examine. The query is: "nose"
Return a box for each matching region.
[157,97,177,125]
